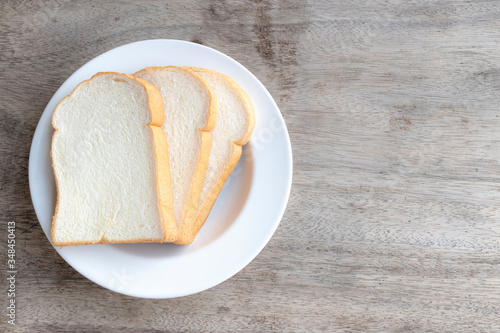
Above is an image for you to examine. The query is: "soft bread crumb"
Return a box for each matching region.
[51,72,177,245]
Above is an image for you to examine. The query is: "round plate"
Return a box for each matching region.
[29,39,292,298]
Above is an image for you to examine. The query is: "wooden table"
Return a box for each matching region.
[2,1,500,331]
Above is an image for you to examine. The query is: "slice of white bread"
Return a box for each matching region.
[134,67,218,244]
[51,72,177,246]
[185,67,256,245]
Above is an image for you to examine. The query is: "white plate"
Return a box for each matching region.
[29,39,292,298]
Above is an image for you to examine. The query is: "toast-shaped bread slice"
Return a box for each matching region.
[134,67,218,244]
[51,72,177,246]
[186,67,255,245]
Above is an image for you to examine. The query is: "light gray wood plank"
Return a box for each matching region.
[1,0,500,332]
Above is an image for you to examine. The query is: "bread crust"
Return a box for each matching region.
[134,67,219,245]
[51,72,177,246]
[180,67,256,245]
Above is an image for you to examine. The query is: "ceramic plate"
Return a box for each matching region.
[29,39,292,298]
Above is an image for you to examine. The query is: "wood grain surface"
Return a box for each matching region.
[2,0,500,332]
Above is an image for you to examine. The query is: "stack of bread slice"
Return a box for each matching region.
[51,67,255,246]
